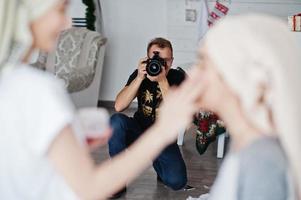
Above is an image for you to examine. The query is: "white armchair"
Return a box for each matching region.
[33,27,107,108]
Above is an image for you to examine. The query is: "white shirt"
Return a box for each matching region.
[0,65,79,199]
[208,154,239,200]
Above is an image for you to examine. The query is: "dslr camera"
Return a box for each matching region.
[144,51,167,76]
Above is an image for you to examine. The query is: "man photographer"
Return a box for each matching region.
[108,37,187,198]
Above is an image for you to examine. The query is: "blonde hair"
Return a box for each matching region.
[0,0,59,67]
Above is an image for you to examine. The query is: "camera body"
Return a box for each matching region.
[144,51,167,76]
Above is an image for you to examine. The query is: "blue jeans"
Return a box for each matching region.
[108,113,187,190]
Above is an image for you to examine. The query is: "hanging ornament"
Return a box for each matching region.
[208,0,230,26]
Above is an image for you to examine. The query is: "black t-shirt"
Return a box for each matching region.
[126,68,186,130]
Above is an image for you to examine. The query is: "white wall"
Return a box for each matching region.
[69,0,85,18]
[69,0,301,102]
[166,0,301,71]
[98,0,167,101]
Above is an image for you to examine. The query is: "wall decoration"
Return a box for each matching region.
[82,0,96,31]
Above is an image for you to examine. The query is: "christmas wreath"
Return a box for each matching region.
[193,111,226,155]
[82,0,96,31]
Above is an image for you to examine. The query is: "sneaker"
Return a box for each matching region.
[183,184,195,191]
[109,187,127,199]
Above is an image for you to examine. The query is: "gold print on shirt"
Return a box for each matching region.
[156,90,162,100]
[156,85,162,100]
[155,107,160,119]
[141,90,153,117]
[142,104,152,117]
[154,85,162,119]
[154,85,163,119]
[142,90,153,104]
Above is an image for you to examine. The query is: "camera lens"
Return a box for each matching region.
[146,60,162,76]
[145,51,165,77]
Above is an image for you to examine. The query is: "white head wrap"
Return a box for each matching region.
[205,13,301,195]
[0,0,59,68]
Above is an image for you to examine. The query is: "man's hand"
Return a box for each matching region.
[137,57,148,81]
[114,57,148,112]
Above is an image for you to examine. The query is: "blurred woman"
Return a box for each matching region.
[195,14,301,199]
[0,0,204,199]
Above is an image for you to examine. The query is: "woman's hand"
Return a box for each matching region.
[156,67,205,142]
